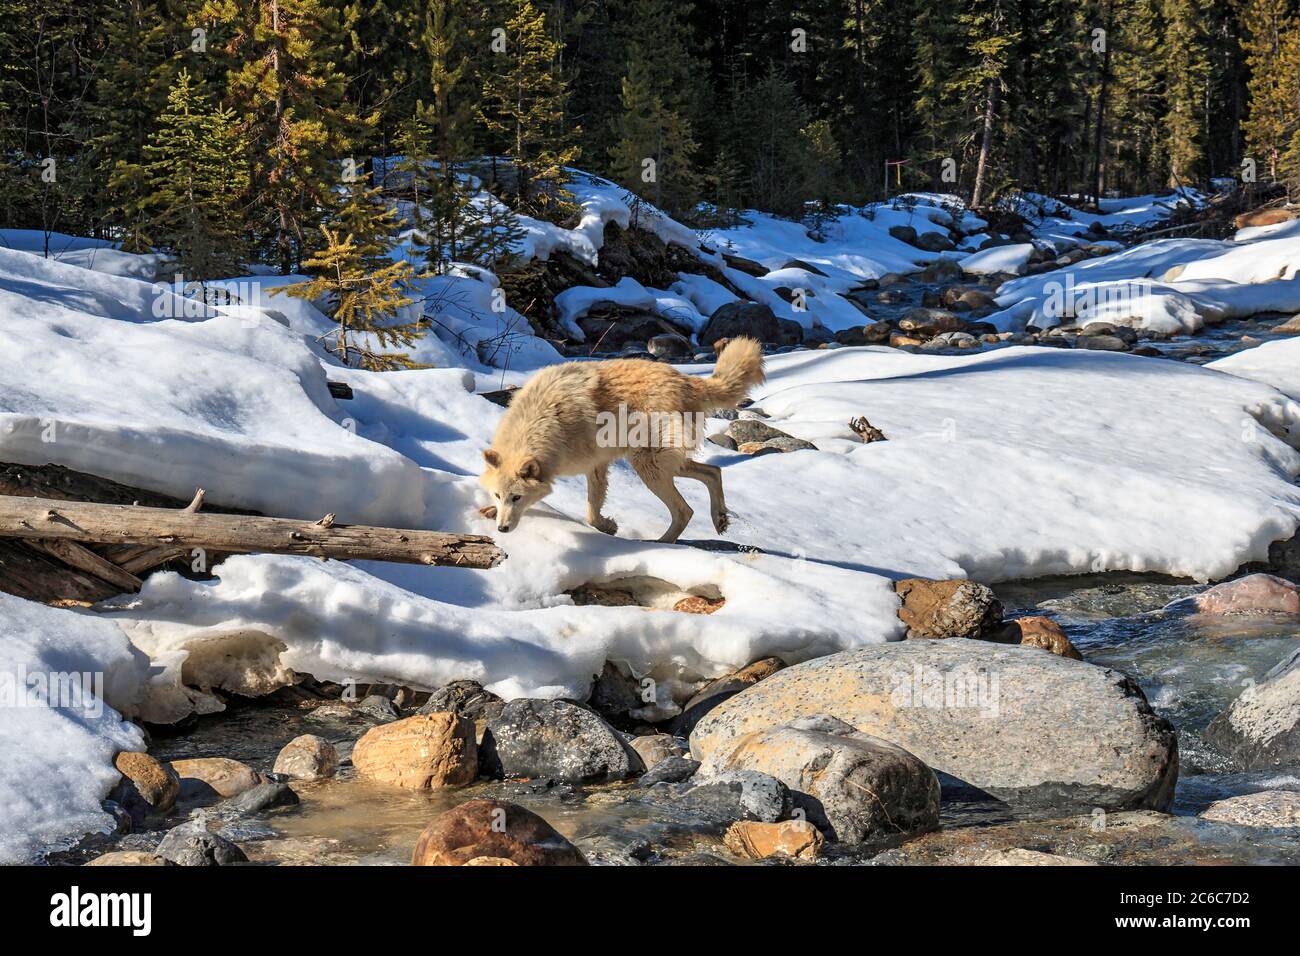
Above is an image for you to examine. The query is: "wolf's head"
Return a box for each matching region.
[479,449,552,533]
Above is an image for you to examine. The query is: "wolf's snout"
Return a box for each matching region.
[497,523,512,533]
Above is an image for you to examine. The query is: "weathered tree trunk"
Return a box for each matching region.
[1091,1,1115,205]
[970,79,1001,209]
[0,494,504,569]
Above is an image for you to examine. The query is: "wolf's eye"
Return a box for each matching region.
[511,495,522,502]
[494,493,500,499]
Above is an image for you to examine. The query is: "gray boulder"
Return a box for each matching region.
[690,640,1178,812]
[155,824,248,866]
[418,679,505,723]
[481,699,642,783]
[1205,647,1300,769]
[698,301,780,347]
[698,715,940,844]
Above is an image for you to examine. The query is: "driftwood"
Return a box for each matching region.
[0,492,504,569]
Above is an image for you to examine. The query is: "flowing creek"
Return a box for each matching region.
[51,297,1300,867]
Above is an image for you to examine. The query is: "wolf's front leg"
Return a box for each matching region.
[586,464,618,535]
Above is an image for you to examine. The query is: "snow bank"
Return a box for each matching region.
[1209,337,1300,402]
[960,242,1035,275]
[0,229,165,280]
[0,593,147,863]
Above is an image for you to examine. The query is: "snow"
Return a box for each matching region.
[6,176,1300,858]
[1210,337,1300,402]
[959,242,1035,275]
[0,593,148,864]
[0,229,165,280]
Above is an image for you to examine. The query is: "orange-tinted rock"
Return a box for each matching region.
[411,799,587,866]
[353,713,477,789]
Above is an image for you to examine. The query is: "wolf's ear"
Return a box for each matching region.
[518,457,543,481]
[483,449,501,468]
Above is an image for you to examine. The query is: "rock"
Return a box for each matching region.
[630,734,688,769]
[357,694,400,721]
[111,752,179,816]
[780,258,828,276]
[680,770,791,823]
[272,735,339,781]
[418,680,505,725]
[699,301,780,348]
[997,616,1082,659]
[1186,574,1300,616]
[707,432,737,450]
[724,819,825,861]
[1199,790,1300,827]
[411,799,588,866]
[1233,206,1300,230]
[588,661,643,719]
[721,252,769,277]
[639,755,700,786]
[699,717,940,844]
[169,757,263,803]
[307,701,356,722]
[920,258,962,282]
[876,290,908,305]
[861,321,893,343]
[647,332,693,361]
[155,824,248,866]
[737,441,782,456]
[464,856,519,865]
[725,418,789,445]
[888,225,918,244]
[673,595,725,614]
[890,332,926,348]
[1076,334,1130,352]
[352,713,478,788]
[914,231,953,252]
[690,640,1178,812]
[801,325,836,347]
[481,699,639,783]
[898,308,963,336]
[832,326,869,346]
[673,657,786,737]
[762,435,817,453]
[85,851,173,866]
[1081,322,1137,344]
[977,848,1097,866]
[221,781,299,815]
[895,577,1004,639]
[1274,314,1300,335]
[1205,646,1300,769]
[878,272,910,286]
[775,318,804,346]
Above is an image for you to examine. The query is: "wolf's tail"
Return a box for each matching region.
[693,337,766,410]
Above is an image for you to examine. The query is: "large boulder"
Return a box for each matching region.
[352,713,478,789]
[1199,790,1300,827]
[897,308,964,337]
[272,734,339,781]
[724,820,825,861]
[690,640,1178,812]
[168,757,264,804]
[411,799,587,866]
[418,679,505,723]
[111,752,180,817]
[698,716,939,844]
[673,657,786,737]
[895,578,1004,639]
[1180,574,1300,616]
[481,699,640,783]
[1204,647,1300,769]
[698,302,780,347]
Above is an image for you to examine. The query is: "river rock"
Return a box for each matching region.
[1274,314,1300,334]
[977,848,1097,866]
[639,755,700,786]
[997,616,1083,659]
[411,798,587,866]
[914,231,954,252]
[699,717,940,843]
[352,713,478,788]
[888,225,918,244]
[1184,574,1300,616]
[220,781,299,815]
[679,770,791,823]
[272,734,339,781]
[673,657,786,737]
[647,332,693,361]
[1204,647,1300,769]
[481,699,639,783]
[895,577,1004,639]
[725,418,789,445]
[169,757,264,803]
[629,734,687,769]
[699,302,779,347]
[85,851,173,866]
[357,694,400,721]
[724,819,825,861]
[690,640,1178,812]
[1077,334,1130,352]
[1199,790,1300,827]
[155,823,248,866]
[111,751,179,815]
[898,308,963,336]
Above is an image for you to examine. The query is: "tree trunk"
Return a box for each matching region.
[970,79,1000,209]
[0,494,505,569]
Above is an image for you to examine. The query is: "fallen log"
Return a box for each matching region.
[0,493,505,569]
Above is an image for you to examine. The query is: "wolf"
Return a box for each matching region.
[479,337,765,542]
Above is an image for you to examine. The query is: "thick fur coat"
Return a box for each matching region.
[480,338,765,541]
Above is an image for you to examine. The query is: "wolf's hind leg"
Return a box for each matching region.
[586,464,617,535]
[630,451,693,543]
[681,460,728,534]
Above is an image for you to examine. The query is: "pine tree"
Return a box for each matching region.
[202,0,356,272]
[727,72,812,217]
[801,118,841,237]
[140,68,251,280]
[477,0,580,219]
[1242,0,1300,184]
[1161,0,1214,187]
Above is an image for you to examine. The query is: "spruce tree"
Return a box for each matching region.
[140,68,251,280]
[1241,0,1299,185]
[477,0,580,219]
[1161,0,1214,187]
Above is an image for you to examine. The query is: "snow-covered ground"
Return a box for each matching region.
[2,180,1300,860]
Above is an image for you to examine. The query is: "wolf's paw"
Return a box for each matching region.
[479,505,497,519]
[712,510,731,534]
[591,515,618,535]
